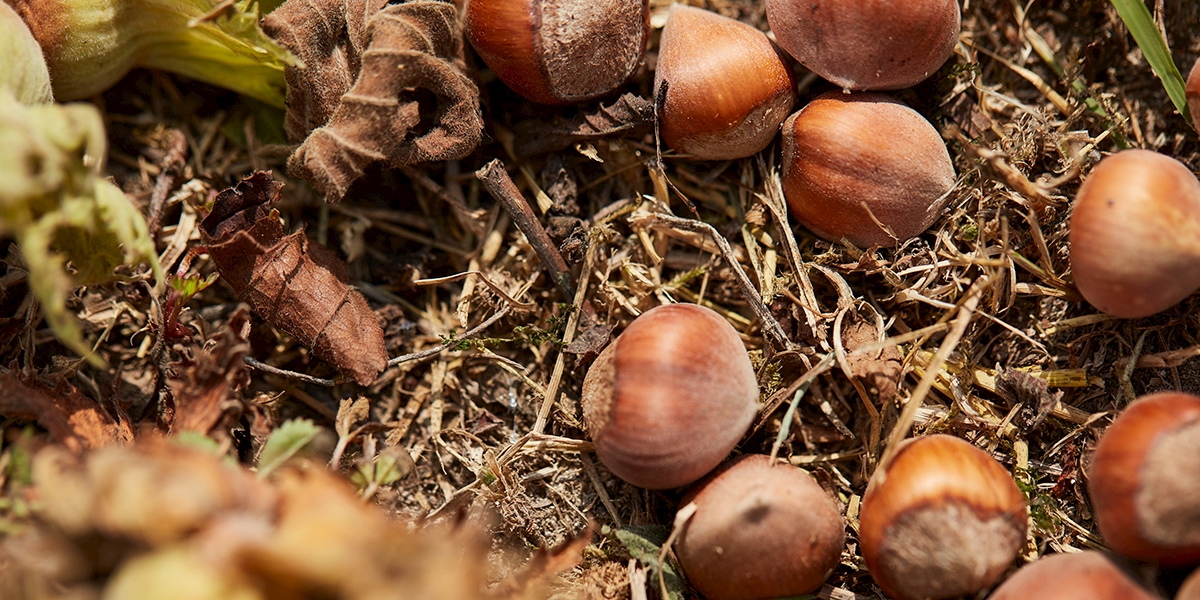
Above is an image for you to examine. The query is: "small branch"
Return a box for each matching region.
[386,305,512,367]
[146,130,189,237]
[244,356,338,386]
[476,159,575,299]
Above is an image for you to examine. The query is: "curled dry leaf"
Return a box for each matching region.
[262,0,483,202]
[513,92,654,158]
[0,372,132,452]
[198,172,387,385]
[167,305,253,435]
[841,319,902,405]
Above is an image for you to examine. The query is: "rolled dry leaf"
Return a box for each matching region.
[199,172,387,385]
[262,0,482,202]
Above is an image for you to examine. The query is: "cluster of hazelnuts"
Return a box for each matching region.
[463,0,961,248]
[581,300,1200,599]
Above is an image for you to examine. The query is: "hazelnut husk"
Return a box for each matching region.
[1068,149,1200,318]
[780,91,956,247]
[580,303,758,490]
[765,0,960,90]
[859,434,1028,600]
[654,5,797,160]
[988,551,1160,600]
[463,0,649,105]
[675,455,845,600]
[1088,391,1200,566]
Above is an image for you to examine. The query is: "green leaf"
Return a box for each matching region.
[169,271,219,302]
[0,94,162,362]
[609,526,685,600]
[256,418,320,478]
[351,445,414,489]
[1109,0,1192,126]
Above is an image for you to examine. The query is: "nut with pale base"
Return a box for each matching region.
[1068,150,1200,319]
[654,5,797,160]
[1188,59,1200,129]
[988,551,1159,600]
[780,91,956,248]
[859,434,1027,600]
[463,0,649,105]
[580,303,759,490]
[765,0,960,90]
[674,455,844,600]
[1088,391,1200,566]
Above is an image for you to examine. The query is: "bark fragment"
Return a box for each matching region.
[262,0,482,202]
[199,172,387,385]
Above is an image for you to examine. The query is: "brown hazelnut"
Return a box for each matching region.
[1180,567,1200,600]
[654,5,797,160]
[675,455,845,600]
[1068,149,1200,318]
[581,303,758,490]
[859,434,1028,600]
[463,0,649,105]
[988,551,1160,600]
[780,91,956,247]
[1088,391,1200,566]
[765,0,960,90]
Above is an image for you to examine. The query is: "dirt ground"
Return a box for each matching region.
[3,0,1200,598]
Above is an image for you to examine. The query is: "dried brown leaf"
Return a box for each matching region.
[167,305,253,435]
[995,366,1062,431]
[514,93,654,158]
[199,172,387,385]
[263,0,482,202]
[840,319,902,405]
[0,372,131,452]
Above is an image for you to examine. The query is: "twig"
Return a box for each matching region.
[244,356,338,386]
[386,305,512,367]
[146,129,189,237]
[476,159,575,299]
[638,213,792,350]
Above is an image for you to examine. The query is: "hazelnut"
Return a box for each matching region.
[1068,149,1200,318]
[859,434,1028,600]
[1088,391,1200,566]
[675,455,845,600]
[581,303,758,490]
[988,551,1159,600]
[780,91,956,247]
[765,0,960,90]
[463,0,649,105]
[1180,567,1200,600]
[654,5,797,160]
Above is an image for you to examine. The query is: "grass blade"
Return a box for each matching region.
[1109,0,1192,126]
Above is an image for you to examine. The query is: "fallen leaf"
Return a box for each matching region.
[0,372,132,452]
[167,305,253,435]
[198,171,388,385]
[514,93,654,158]
[262,0,483,202]
[840,318,903,405]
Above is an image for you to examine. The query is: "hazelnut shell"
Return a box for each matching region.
[463,0,649,105]
[1088,391,1200,566]
[859,434,1028,600]
[581,303,759,490]
[1187,58,1200,129]
[1180,567,1200,600]
[675,455,845,600]
[1068,149,1200,318]
[988,551,1159,600]
[655,5,797,160]
[780,92,956,247]
[765,0,960,90]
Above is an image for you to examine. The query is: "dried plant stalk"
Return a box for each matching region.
[199,172,387,385]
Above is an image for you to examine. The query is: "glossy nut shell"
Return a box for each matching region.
[675,455,845,600]
[860,434,1028,600]
[1068,150,1200,318]
[989,551,1159,600]
[655,5,797,160]
[463,0,649,105]
[581,303,759,490]
[765,0,960,90]
[781,91,956,247]
[1088,391,1200,566]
